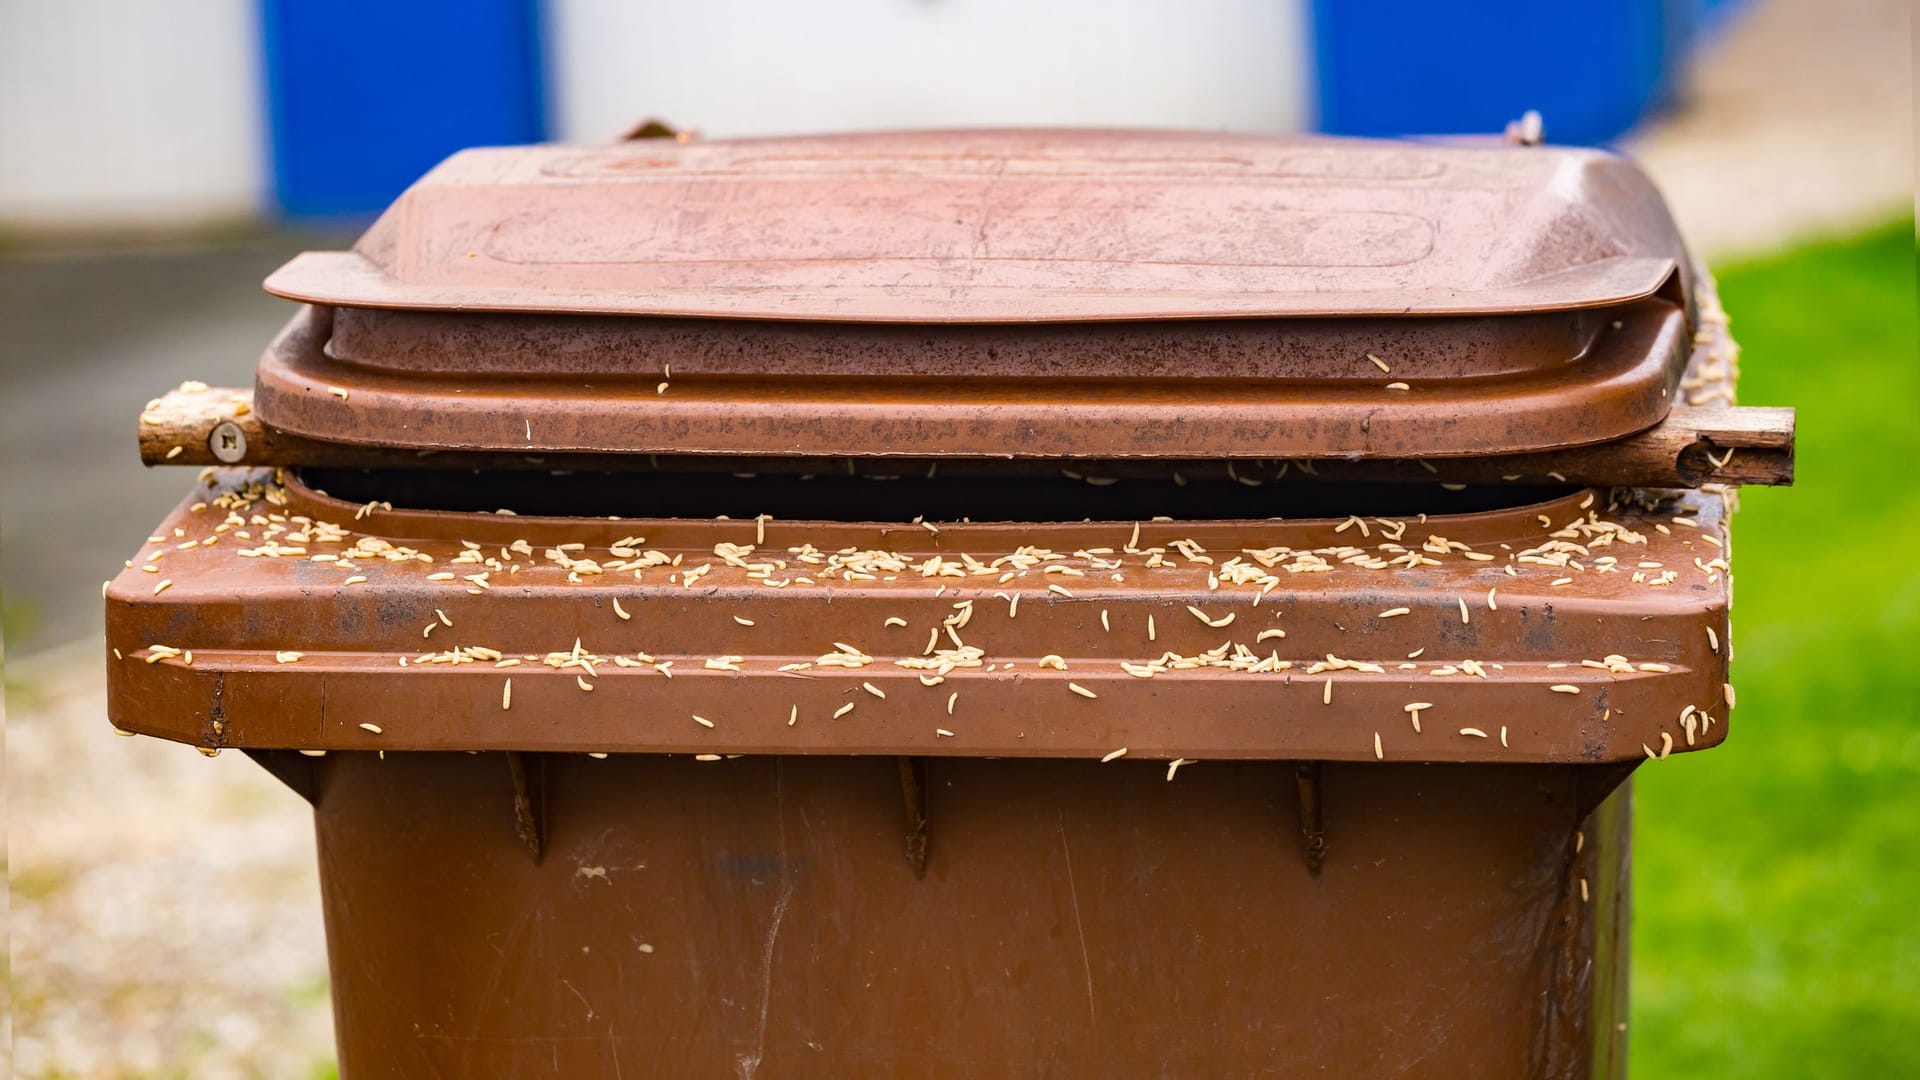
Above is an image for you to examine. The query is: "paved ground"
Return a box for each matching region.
[2,0,1910,1074]
[1622,0,1914,258]
[7,640,336,1078]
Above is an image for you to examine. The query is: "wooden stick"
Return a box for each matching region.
[139,386,1793,488]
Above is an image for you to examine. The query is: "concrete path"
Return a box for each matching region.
[7,641,335,1078]
[1624,0,1913,258]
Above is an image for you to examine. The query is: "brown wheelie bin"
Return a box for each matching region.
[108,129,1794,1078]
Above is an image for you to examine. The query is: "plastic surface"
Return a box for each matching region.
[294,752,1631,1078]
[251,130,1704,460]
[251,129,1701,460]
[107,476,1731,766]
[264,129,1692,322]
[256,298,1690,459]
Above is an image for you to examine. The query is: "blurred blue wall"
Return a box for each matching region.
[1309,0,1699,145]
[261,0,547,219]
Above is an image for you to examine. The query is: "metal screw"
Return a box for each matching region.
[209,420,248,463]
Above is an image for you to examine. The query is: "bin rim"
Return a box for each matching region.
[106,471,1735,766]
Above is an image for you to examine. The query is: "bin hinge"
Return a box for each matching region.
[619,117,695,142]
[897,757,929,877]
[506,751,547,864]
[1294,762,1326,876]
[1504,109,1545,146]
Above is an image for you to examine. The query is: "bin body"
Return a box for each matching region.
[298,751,1629,1078]
[105,130,1765,1079]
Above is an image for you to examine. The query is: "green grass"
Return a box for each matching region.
[1630,218,1920,1077]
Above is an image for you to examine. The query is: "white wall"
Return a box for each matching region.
[0,0,265,230]
[548,0,1308,142]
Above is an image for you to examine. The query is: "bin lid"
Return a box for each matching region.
[253,129,1698,460]
[266,129,1689,323]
